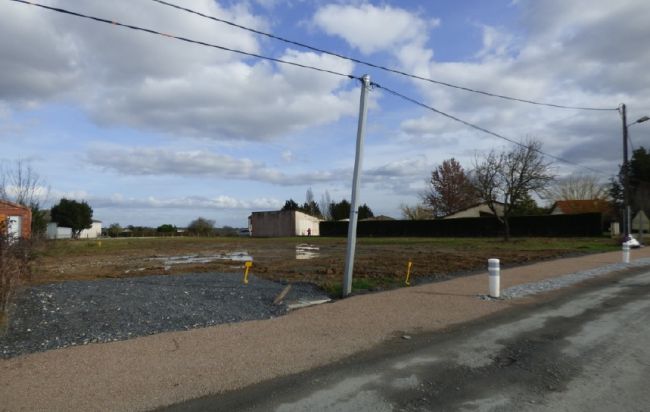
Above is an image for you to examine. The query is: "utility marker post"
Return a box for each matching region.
[342,74,370,297]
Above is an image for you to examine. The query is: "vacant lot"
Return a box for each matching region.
[31,236,618,295]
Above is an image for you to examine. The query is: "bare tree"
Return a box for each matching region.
[423,158,478,217]
[1,161,50,236]
[319,190,332,220]
[0,160,48,207]
[400,203,434,220]
[302,188,322,217]
[473,140,554,240]
[543,174,607,201]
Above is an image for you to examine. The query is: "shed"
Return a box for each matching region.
[0,200,32,239]
[249,210,321,237]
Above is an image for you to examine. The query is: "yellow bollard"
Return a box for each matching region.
[243,261,253,284]
[405,261,413,286]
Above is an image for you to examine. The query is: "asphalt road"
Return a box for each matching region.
[159,268,650,412]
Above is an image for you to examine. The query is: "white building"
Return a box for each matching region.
[249,210,320,237]
[79,220,102,239]
[46,220,102,239]
[46,223,72,239]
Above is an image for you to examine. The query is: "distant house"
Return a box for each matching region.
[0,200,32,239]
[46,220,102,239]
[443,202,505,219]
[46,223,72,240]
[249,210,321,237]
[549,200,612,216]
[79,220,102,239]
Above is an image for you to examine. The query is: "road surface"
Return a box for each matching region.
[159,268,650,411]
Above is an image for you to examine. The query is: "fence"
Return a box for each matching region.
[320,213,603,237]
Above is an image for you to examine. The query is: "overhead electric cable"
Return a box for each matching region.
[9,0,358,80]
[152,0,617,112]
[371,81,608,176]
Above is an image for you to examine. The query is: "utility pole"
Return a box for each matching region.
[621,103,631,239]
[342,74,370,297]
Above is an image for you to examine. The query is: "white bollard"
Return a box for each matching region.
[488,258,500,298]
[622,243,630,264]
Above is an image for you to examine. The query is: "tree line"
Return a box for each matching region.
[407,141,552,219]
[105,218,244,237]
[280,188,374,221]
[400,138,624,240]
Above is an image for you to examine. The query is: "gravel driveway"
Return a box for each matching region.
[0,272,329,359]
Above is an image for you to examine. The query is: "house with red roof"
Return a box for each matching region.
[549,199,613,216]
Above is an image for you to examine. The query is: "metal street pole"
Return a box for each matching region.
[624,114,650,241]
[621,103,631,239]
[342,74,370,297]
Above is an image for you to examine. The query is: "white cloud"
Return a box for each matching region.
[313,3,438,78]
[281,150,294,163]
[91,193,282,211]
[395,0,650,177]
[475,25,516,59]
[0,0,358,141]
[46,189,91,204]
[86,146,347,185]
[86,145,435,194]
[313,4,433,55]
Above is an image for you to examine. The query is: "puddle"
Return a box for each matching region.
[152,251,253,265]
[296,244,320,260]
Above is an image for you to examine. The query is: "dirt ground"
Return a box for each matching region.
[30,236,618,295]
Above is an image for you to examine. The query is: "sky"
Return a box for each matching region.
[2,0,650,228]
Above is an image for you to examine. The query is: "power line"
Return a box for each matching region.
[5,1,617,177]
[152,0,618,112]
[9,0,358,80]
[371,81,609,176]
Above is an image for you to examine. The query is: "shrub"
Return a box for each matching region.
[187,217,216,236]
[0,235,33,323]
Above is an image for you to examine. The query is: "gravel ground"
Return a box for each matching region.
[501,256,650,299]
[0,272,329,359]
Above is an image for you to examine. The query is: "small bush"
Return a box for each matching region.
[0,236,33,323]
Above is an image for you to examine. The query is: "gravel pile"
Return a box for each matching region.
[0,272,329,359]
[501,257,650,299]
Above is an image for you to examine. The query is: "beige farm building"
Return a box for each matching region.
[249,210,321,237]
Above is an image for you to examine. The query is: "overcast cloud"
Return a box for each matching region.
[0,0,357,141]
